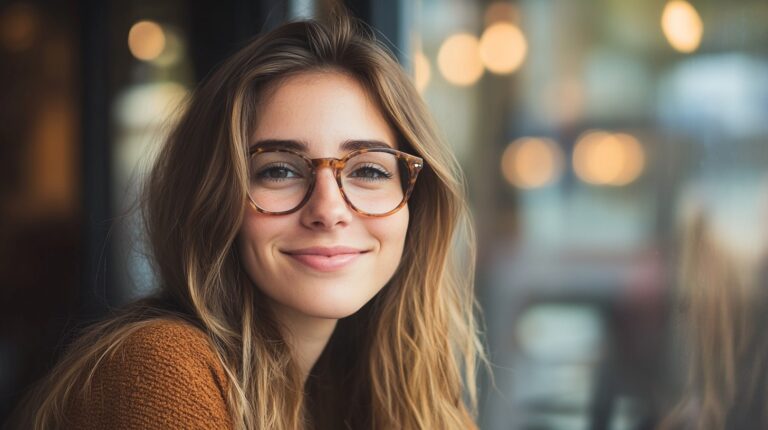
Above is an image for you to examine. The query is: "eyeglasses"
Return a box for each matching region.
[247,147,424,217]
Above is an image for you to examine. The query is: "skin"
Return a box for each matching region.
[237,71,409,382]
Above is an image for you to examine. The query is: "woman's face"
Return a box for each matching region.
[238,71,409,321]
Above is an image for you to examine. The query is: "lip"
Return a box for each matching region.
[282,246,369,272]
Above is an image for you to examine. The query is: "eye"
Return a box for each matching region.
[349,163,393,181]
[254,163,303,182]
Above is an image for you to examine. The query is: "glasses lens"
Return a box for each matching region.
[248,151,311,212]
[341,151,408,215]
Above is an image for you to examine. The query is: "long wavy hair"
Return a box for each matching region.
[17,13,484,430]
[659,213,768,430]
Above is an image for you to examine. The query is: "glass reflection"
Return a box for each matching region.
[413,0,768,428]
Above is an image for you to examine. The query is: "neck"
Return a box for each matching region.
[269,302,338,384]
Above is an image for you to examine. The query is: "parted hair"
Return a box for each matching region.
[19,11,484,430]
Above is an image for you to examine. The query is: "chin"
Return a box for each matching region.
[260,271,386,321]
[289,295,371,320]
[301,307,359,320]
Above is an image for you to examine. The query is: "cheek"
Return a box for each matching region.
[237,214,286,272]
[238,216,263,255]
[369,207,410,262]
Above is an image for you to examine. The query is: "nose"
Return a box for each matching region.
[299,168,353,230]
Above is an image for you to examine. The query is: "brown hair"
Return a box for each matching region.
[660,212,768,429]
[19,12,485,430]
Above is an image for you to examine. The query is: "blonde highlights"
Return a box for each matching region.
[18,13,484,430]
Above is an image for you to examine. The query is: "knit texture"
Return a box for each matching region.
[63,319,233,429]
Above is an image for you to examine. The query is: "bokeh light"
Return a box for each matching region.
[128,20,166,61]
[516,304,604,362]
[661,1,703,53]
[437,33,484,86]
[572,130,646,186]
[413,51,431,93]
[114,82,189,129]
[479,22,527,75]
[611,133,646,185]
[501,137,564,189]
[0,3,40,52]
[152,27,185,67]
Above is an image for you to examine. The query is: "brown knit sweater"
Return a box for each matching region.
[64,319,234,429]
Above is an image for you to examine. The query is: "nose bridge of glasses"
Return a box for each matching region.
[306,158,348,210]
[310,157,345,174]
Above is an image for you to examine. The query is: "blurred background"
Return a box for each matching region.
[3,0,768,428]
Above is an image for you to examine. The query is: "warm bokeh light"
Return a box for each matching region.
[413,51,431,93]
[484,2,518,26]
[574,130,619,185]
[501,137,564,189]
[611,133,646,185]
[573,130,646,186]
[0,3,39,52]
[661,1,703,53]
[479,22,527,75]
[437,33,484,86]
[28,101,76,214]
[128,20,166,61]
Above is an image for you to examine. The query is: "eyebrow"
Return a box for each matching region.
[249,139,393,153]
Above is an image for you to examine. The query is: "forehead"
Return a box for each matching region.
[250,71,397,153]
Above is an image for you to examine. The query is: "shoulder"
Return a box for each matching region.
[106,319,228,392]
[117,318,218,365]
[65,318,233,429]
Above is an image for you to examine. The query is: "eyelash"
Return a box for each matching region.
[254,163,303,181]
[349,163,393,180]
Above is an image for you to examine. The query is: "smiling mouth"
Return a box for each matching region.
[282,248,370,272]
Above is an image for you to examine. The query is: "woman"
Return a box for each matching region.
[18,13,484,430]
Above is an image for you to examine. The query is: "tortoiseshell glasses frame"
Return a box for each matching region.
[246,147,424,217]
